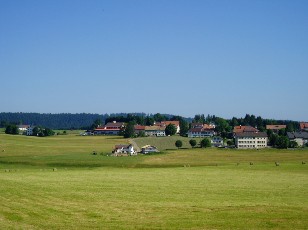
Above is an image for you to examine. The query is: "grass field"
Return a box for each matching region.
[0,134,308,229]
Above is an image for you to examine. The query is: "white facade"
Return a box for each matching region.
[235,134,267,149]
[113,145,136,156]
[188,129,215,138]
[211,137,224,147]
[26,126,34,136]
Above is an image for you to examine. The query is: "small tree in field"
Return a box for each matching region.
[189,139,197,148]
[200,138,211,148]
[175,140,183,149]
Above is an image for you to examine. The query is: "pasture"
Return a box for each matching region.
[0,134,308,229]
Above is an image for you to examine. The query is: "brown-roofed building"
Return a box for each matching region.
[233,125,259,134]
[134,125,146,135]
[266,125,286,133]
[94,121,125,135]
[300,122,308,131]
[235,132,267,149]
[187,127,215,138]
[160,121,180,134]
[144,126,166,136]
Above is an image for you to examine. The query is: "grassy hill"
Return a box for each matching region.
[133,135,204,151]
[0,134,308,229]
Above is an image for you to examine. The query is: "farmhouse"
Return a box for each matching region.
[141,145,159,154]
[26,126,35,136]
[94,121,125,135]
[235,132,267,149]
[233,125,259,134]
[160,121,180,134]
[187,127,215,138]
[144,126,166,136]
[134,125,146,135]
[18,125,30,132]
[287,132,308,147]
[112,144,136,156]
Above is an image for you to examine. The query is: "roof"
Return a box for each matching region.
[203,124,215,129]
[18,125,30,128]
[145,126,165,131]
[233,126,259,133]
[134,125,145,130]
[188,128,215,133]
[161,121,180,126]
[266,125,286,130]
[191,123,204,128]
[114,144,130,149]
[300,122,308,130]
[235,132,267,138]
[141,145,157,149]
[105,122,125,128]
[287,132,308,139]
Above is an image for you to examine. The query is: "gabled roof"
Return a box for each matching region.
[266,125,286,130]
[235,132,267,138]
[105,122,125,128]
[287,132,308,139]
[233,126,259,133]
[134,125,145,130]
[188,127,215,133]
[300,122,308,130]
[161,121,180,127]
[145,126,165,131]
[114,144,131,149]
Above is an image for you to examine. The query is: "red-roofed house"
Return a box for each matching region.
[300,122,308,131]
[94,121,125,135]
[266,125,286,133]
[160,121,180,134]
[233,125,259,134]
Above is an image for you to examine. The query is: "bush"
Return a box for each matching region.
[175,140,183,149]
[200,138,211,148]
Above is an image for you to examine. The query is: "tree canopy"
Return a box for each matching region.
[165,124,177,136]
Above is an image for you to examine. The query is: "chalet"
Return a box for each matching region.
[94,121,125,135]
[112,144,136,156]
[141,145,159,154]
[235,132,267,149]
[144,126,166,136]
[187,127,215,138]
[300,122,308,131]
[266,125,286,133]
[287,132,308,147]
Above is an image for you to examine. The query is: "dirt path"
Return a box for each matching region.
[129,139,140,152]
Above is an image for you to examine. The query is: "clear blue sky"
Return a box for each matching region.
[1,0,307,121]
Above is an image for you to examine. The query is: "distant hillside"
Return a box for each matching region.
[0,112,185,129]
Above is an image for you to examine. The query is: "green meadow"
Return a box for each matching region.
[0,134,307,229]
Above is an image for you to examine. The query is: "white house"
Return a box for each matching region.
[187,127,215,138]
[26,126,35,136]
[112,144,136,156]
[141,145,159,154]
[211,136,224,147]
[235,132,267,149]
[287,132,308,147]
[18,125,30,132]
[144,126,166,136]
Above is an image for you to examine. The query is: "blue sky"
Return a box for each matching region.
[1,0,307,121]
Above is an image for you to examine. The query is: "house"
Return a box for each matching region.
[134,125,146,135]
[187,127,215,138]
[18,125,30,132]
[234,132,267,149]
[266,125,286,133]
[211,136,224,147]
[94,121,125,135]
[160,121,180,134]
[233,125,259,134]
[112,144,136,156]
[287,132,308,147]
[144,126,166,136]
[300,122,308,131]
[26,126,35,136]
[141,145,159,154]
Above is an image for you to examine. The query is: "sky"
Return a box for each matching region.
[1,0,307,121]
